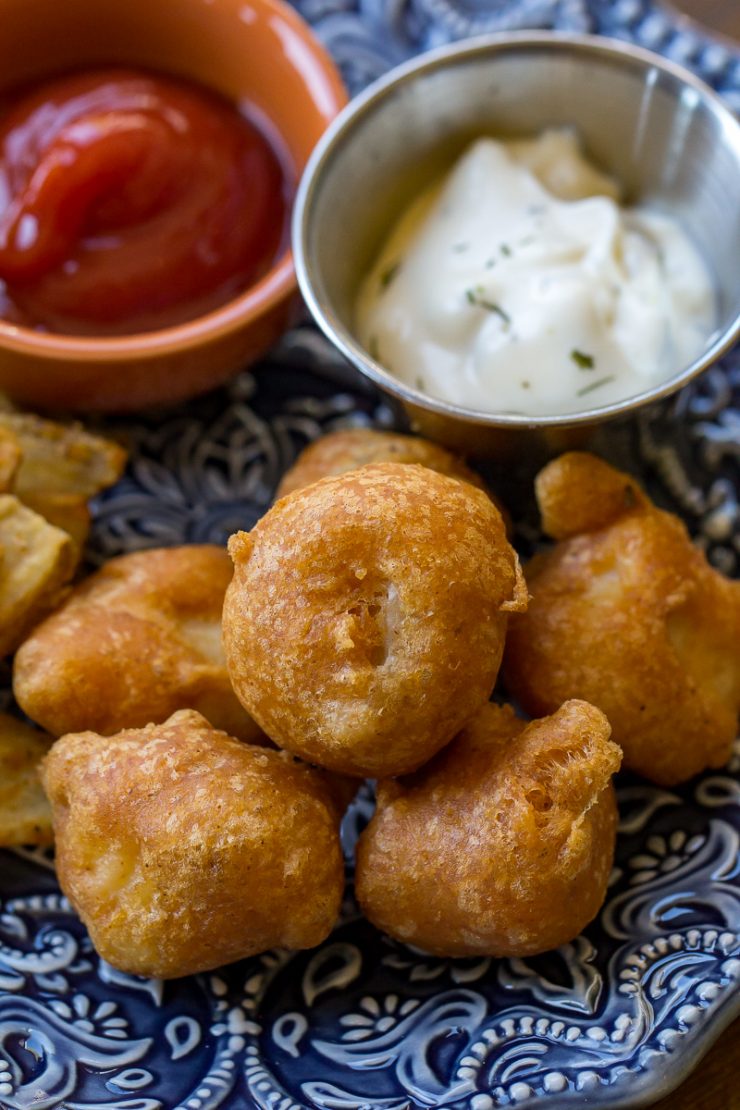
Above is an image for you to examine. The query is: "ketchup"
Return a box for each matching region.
[0,69,290,335]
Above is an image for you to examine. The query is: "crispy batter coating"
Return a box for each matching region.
[355,699,621,957]
[275,428,511,534]
[504,452,740,785]
[41,710,346,978]
[276,428,488,497]
[0,712,53,846]
[0,494,76,657]
[14,545,260,741]
[224,463,527,777]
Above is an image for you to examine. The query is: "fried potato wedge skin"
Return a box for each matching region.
[41,710,346,978]
[504,452,740,786]
[0,412,126,499]
[0,494,76,656]
[356,700,621,957]
[0,712,53,846]
[0,413,126,558]
[224,463,526,777]
[19,492,91,553]
[0,427,21,491]
[14,545,260,741]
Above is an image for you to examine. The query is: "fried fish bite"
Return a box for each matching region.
[0,712,53,846]
[276,428,488,498]
[504,452,740,786]
[224,463,527,777]
[14,545,260,741]
[275,428,511,535]
[0,495,76,657]
[355,700,621,957]
[41,710,346,978]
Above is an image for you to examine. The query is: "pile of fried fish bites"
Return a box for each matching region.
[4,424,739,980]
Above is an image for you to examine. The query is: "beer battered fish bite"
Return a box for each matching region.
[14,545,260,741]
[41,711,347,979]
[355,700,621,957]
[276,428,513,538]
[276,428,489,498]
[224,463,526,777]
[504,453,740,786]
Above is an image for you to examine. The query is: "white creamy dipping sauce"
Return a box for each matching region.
[355,130,716,416]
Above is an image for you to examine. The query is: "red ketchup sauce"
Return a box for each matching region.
[0,69,290,335]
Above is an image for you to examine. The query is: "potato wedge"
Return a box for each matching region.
[0,711,53,846]
[0,495,76,656]
[0,412,125,555]
[20,492,91,554]
[0,413,127,499]
[0,413,126,558]
[0,427,21,492]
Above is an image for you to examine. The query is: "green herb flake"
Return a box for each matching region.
[465,288,511,328]
[379,262,401,289]
[570,349,595,370]
[576,374,616,398]
[452,242,469,253]
[484,302,511,327]
[415,375,426,390]
[521,380,531,390]
[500,243,512,257]
[484,258,496,269]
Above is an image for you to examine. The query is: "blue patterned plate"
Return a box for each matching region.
[2,3,739,1108]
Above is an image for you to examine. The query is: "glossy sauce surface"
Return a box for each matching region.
[356,131,716,416]
[0,69,290,335]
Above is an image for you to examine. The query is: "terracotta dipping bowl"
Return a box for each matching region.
[0,0,346,412]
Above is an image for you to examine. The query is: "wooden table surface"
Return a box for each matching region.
[641,5,740,1108]
[650,1018,740,1109]
[666,0,740,41]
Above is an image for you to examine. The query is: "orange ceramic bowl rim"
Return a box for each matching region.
[0,0,347,364]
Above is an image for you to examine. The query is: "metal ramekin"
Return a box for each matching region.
[293,32,740,457]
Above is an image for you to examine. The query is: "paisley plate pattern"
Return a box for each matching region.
[2,1,739,1107]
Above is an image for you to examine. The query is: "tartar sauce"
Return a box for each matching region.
[355,131,716,415]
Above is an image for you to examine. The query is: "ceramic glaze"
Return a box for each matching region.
[2,323,739,1108]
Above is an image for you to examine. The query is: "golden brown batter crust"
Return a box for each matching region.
[504,452,740,785]
[277,428,486,496]
[41,710,347,978]
[224,463,526,777]
[14,545,260,741]
[275,428,511,533]
[356,699,621,957]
